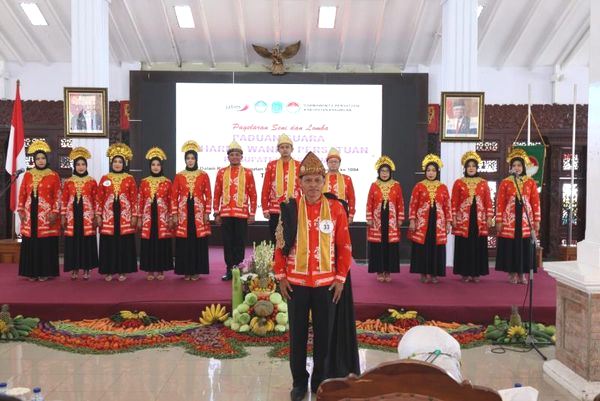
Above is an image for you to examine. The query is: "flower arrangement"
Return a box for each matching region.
[237,241,277,295]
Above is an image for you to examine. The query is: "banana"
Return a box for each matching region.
[250,317,259,329]
[199,317,211,326]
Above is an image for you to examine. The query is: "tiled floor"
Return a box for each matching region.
[0,342,579,401]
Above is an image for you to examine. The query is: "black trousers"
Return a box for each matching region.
[221,217,248,271]
[288,284,335,389]
[268,213,280,244]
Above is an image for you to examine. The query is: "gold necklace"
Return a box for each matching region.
[462,177,482,197]
[376,179,395,208]
[69,175,92,200]
[107,172,129,196]
[421,179,441,205]
[180,170,200,196]
[144,176,168,200]
[508,175,528,201]
[29,168,53,197]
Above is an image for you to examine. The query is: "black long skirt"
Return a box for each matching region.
[325,271,361,379]
[64,198,99,272]
[496,198,537,274]
[174,197,209,275]
[453,199,489,277]
[19,195,59,278]
[410,205,446,276]
[140,199,173,272]
[98,199,138,275]
[368,204,400,273]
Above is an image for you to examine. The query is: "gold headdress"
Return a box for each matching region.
[27,140,51,155]
[326,147,341,161]
[68,147,91,161]
[299,152,326,177]
[106,143,133,162]
[375,155,396,172]
[277,134,293,146]
[460,150,482,166]
[227,140,243,154]
[506,148,532,168]
[145,147,167,161]
[181,140,200,153]
[421,154,443,171]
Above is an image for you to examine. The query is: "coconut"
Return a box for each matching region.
[239,324,250,333]
[253,300,274,317]
[237,303,249,313]
[275,324,287,333]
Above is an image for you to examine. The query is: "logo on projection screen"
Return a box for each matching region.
[254,101,267,113]
[271,101,283,113]
[286,102,300,113]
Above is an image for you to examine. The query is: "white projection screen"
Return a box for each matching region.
[176,83,383,222]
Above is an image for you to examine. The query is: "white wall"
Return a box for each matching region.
[423,65,589,104]
[1,61,139,101]
[0,61,591,105]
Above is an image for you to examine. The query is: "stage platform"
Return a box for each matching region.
[0,247,557,324]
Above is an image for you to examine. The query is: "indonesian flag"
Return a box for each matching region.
[5,81,26,218]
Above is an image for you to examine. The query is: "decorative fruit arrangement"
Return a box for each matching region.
[110,310,158,328]
[388,309,418,320]
[484,315,556,344]
[0,304,39,341]
[225,292,288,336]
[199,304,229,326]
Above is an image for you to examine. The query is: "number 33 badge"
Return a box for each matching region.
[319,219,334,234]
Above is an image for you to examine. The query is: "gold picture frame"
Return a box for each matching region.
[64,87,108,138]
[440,92,485,142]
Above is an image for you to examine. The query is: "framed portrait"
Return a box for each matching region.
[64,87,108,137]
[440,92,484,141]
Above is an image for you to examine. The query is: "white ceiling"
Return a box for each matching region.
[0,0,590,69]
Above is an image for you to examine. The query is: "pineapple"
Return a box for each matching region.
[509,305,522,327]
[0,305,11,325]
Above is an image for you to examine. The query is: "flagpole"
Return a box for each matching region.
[527,83,531,145]
[12,80,19,241]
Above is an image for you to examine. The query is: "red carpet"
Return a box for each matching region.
[0,247,557,324]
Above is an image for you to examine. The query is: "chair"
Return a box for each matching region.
[316,359,502,401]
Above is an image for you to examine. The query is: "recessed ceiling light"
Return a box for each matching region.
[318,6,337,29]
[20,3,48,26]
[477,5,484,18]
[174,5,195,28]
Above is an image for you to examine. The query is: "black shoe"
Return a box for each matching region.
[221,272,232,281]
[290,386,307,401]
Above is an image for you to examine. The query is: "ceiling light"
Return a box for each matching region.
[174,5,195,28]
[20,3,48,26]
[477,5,484,18]
[318,6,337,29]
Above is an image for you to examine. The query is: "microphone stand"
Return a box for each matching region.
[0,171,23,200]
[512,173,547,360]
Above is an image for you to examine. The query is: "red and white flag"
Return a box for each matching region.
[5,81,26,233]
